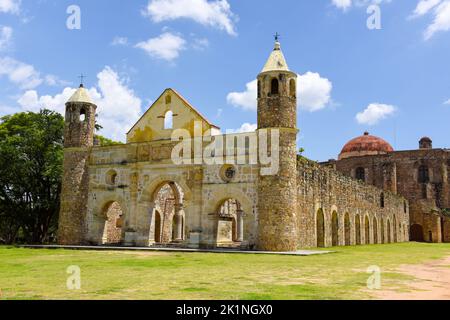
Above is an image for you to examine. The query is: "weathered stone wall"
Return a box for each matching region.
[328,149,450,243]
[298,158,409,248]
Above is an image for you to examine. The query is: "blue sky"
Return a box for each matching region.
[0,0,449,161]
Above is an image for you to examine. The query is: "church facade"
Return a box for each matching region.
[58,41,410,251]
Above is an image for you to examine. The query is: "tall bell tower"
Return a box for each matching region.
[58,84,97,245]
[257,38,299,251]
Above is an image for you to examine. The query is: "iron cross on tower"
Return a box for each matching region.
[78,74,86,87]
[274,32,281,42]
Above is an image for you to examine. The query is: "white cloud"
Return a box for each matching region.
[17,67,142,142]
[444,98,450,105]
[227,79,257,111]
[0,25,12,50]
[332,0,352,10]
[424,0,450,39]
[0,56,42,89]
[356,103,396,125]
[411,0,442,18]
[143,0,237,36]
[331,0,392,11]
[227,123,257,134]
[111,37,128,46]
[135,32,186,61]
[0,0,20,14]
[298,72,333,112]
[227,72,333,112]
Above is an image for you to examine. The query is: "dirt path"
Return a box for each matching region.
[375,256,450,300]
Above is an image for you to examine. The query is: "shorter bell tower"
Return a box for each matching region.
[58,84,97,245]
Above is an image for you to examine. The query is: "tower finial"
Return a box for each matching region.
[274,32,280,42]
[78,74,86,88]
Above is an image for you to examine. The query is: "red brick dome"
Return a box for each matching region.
[339,132,394,160]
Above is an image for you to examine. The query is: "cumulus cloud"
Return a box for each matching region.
[143,0,237,35]
[0,0,20,14]
[135,32,186,61]
[424,1,450,40]
[355,103,396,125]
[0,25,12,51]
[227,72,333,112]
[0,56,42,89]
[17,67,142,142]
[226,80,257,111]
[227,123,257,134]
[298,72,333,112]
[411,0,442,17]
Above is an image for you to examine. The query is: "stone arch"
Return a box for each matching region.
[365,215,370,245]
[410,224,424,242]
[380,218,385,244]
[373,216,378,244]
[89,196,128,246]
[355,214,361,245]
[204,187,255,248]
[344,212,351,246]
[138,175,192,246]
[316,209,325,248]
[215,199,243,246]
[331,211,339,247]
[139,175,192,204]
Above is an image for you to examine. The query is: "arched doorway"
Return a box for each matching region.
[331,211,339,247]
[102,202,124,245]
[410,224,424,242]
[355,215,361,245]
[365,216,370,245]
[344,213,351,246]
[387,219,391,243]
[216,199,243,247]
[153,182,185,244]
[316,209,325,248]
[381,218,385,244]
[373,217,378,244]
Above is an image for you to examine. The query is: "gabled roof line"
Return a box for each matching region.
[126,88,220,135]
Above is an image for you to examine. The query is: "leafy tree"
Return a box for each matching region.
[95,135,123,147]
[0,110,64,244]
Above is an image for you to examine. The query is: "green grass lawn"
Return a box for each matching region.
[0,243,449,300]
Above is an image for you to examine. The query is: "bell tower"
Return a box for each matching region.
[58,84,97,245]
[257,38,299,251]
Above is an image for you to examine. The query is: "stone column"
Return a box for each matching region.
[173,204,185,242]
[236,210,245,242]
[136,201,155,247]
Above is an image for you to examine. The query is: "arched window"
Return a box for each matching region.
[380,193,385,208]
[80,108,86,122]
[164,111,173,129]
[106,170,117,186]
[270,78,279,95]
[289,79,296,98]
[418,165,429,183]
[355,167,365,182]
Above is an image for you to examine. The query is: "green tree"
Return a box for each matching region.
[0,110,64,244]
